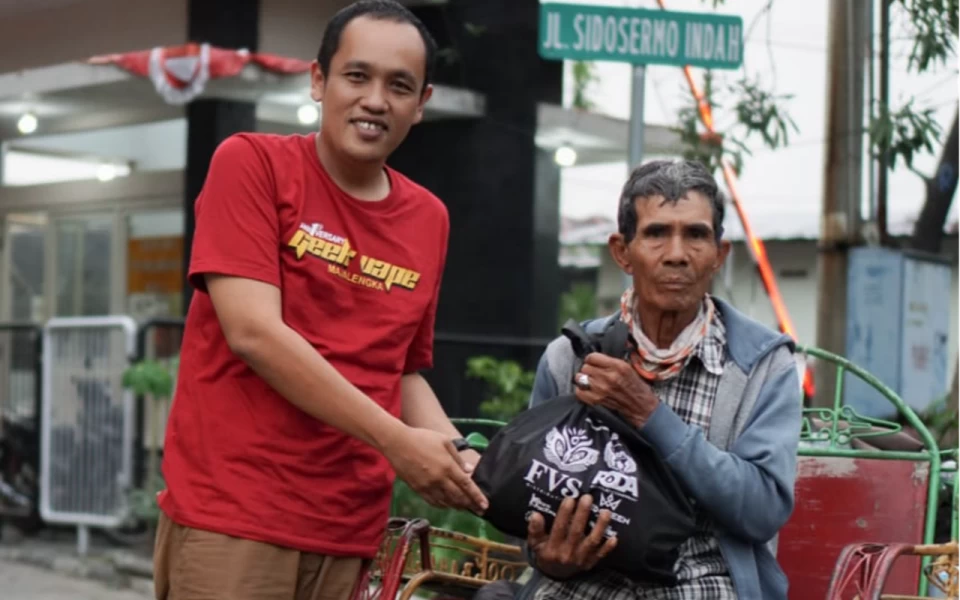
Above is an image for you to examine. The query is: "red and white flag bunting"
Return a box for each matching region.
[88,43,311,105]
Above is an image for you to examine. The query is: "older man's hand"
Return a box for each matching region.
[574,353,659,428]
[527,495,618,580]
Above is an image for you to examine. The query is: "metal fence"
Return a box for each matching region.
[0,323,42,521]
[39,316,138,550]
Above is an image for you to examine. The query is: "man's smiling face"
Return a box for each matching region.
[310,15,433,165]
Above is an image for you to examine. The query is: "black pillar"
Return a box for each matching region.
[390,0,563,416]
[182,0,260,314]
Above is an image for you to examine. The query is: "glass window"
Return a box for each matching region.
[4,212,47,322]
[0,213,46,429]
[126,209,184,320]
[54,214,113,317]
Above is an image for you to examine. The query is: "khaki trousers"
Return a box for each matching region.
[154,512,364,600]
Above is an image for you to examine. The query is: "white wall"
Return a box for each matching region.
[715,240,820,347]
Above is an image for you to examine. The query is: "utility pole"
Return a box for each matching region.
[814,0,869,407]
[876,0,891,245]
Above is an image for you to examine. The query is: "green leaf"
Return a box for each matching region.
[674,67,800,176]
[870,100,943,168]
[466,356,535,421]
[558,283,597,329]
[121,358,177,399]
[893,0,958,73]
[571,61,599,110]
[730,78,799,152]
[390,479,506,542]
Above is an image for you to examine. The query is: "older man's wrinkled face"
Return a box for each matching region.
[611,192,730,315]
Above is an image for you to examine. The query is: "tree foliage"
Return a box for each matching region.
[870,0,956,174]
[675,71,798,176]
[664,0,800,175]
[894,0,958,73]
[571,60,599,110]
[465,356,535,421]
[559,1,953,179]
[686,0,956,179]
[870,100,943,170]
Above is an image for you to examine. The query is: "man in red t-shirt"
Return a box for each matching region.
[152,2,488,598]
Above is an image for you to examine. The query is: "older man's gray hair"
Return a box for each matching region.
[617,160,726,243]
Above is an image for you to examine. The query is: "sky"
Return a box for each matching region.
[556,0,959,239]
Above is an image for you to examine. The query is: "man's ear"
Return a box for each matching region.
[608,233,632,274]
[715,239,732,273]
[413,84,434,125]
[309,60,325,103]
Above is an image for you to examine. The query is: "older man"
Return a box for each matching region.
[515,159,802,600]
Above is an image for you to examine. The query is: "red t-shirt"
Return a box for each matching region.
[158,132,449,557]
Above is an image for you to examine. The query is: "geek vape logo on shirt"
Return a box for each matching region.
[289,222,356,265]
[299,222,347,245]
[287,222,422,293]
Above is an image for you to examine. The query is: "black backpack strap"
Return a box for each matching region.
[563,314,634,361]
[560,319,600,360]
[599,316,633,360]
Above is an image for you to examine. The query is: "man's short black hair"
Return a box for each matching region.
[317,0,438,93]
[617,159,726,244]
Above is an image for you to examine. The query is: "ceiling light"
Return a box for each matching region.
[554,145,577,168]
[96,164,118,182]
[17,113,38,135]
[297,104,319,125]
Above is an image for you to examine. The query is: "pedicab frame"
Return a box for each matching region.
[356,346,958,599]
[794,346,957,599]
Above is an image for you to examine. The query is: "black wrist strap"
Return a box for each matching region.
[451,437,470,452]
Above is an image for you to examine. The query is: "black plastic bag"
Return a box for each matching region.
[471,319,696,584]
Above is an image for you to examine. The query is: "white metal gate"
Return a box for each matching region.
[40,316,137,530]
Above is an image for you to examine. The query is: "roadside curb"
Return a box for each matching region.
[0,543,155,597]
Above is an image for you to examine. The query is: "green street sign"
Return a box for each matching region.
[539,2,744,70]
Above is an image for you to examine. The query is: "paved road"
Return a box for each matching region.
[1,559,151,600]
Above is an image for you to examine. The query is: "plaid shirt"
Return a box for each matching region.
[536,314,738,600]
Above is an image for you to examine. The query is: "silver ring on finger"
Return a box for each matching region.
[575,373,591,391]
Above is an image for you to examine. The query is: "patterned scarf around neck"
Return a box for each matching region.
[619,288,715,382]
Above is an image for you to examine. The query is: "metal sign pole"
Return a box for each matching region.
[624,64,647,289]
[628,64,646,171]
